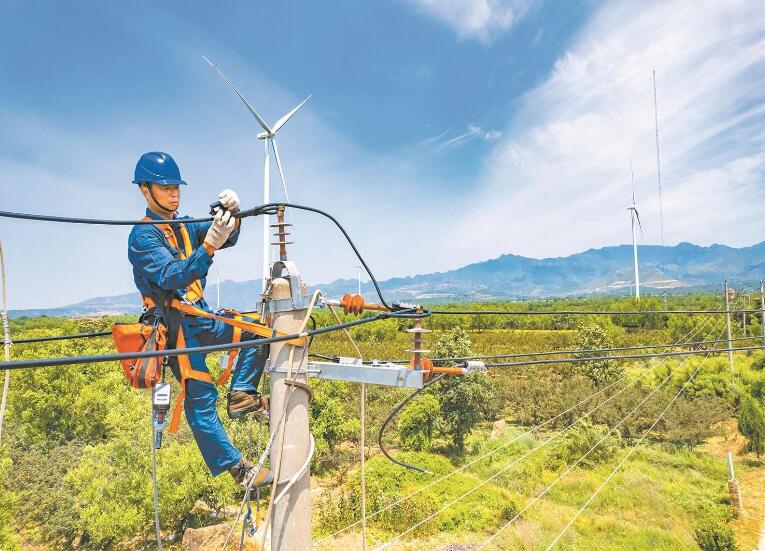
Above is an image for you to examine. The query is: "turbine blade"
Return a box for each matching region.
[271,95,311,134]
[634,209,643,238]
[271,138,291,204]
[202,55,272,134]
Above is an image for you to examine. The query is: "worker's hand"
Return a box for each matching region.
[204,209,236,252]
[218,189,240,213]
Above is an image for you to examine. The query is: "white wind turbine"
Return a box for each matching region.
[627,162,643,300]
[203,55,311,292]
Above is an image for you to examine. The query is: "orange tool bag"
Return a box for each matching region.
[112,319,168,389]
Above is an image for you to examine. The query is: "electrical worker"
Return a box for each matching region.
[127,151,269,487]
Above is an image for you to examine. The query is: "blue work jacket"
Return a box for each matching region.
[128,208,239,307]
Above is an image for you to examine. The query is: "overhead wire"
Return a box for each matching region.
[430,307,760,316]
[482,345,764,369]
[326,304,368,550]
[376,335,760,365]
[371,313,722,550]
[543,352,717,549]
[2,330,112,345]
[475,322,728,550]
[0,201,411,317]
[317,308,722,546]
[0,308,425,371]
[0,207,262,226]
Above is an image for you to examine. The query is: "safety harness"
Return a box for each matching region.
[140,217,305,433]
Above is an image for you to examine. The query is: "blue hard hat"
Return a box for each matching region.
[132,151,187,186]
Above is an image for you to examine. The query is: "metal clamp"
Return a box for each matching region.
[464,360,487,374]
[267,260,311,313]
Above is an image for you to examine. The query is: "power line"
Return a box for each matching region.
[476,327,724,550]
[321,310,721,545]
[483,344,763,369]
[376,335,759,365]
[372,318,722,550]
[544,351,712,549]
[430,308,759,316]
[2,330,112,345]
[0,308,423,371]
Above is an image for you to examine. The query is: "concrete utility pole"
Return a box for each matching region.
[269,276,311,550]
[724,280,735,378]
[267,207,311,550]
[0,241,10,444]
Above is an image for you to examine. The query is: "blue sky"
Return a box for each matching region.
[1,0,764,309]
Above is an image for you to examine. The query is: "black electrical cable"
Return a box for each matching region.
[0,206,264,226]
[0,308,424,370]
[483,344,765,369]
[308,353,338,362]
[257,203,394,310]
[1,201,404,312]
[2,330,113,345]
[307,315,317,348]
[378,373,446,474]
[375,335,762,365]
[430,308,760,316]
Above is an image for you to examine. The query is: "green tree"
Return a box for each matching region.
[431,327,495,452]
[398,394,439,451]
[574,320,624,386]
[738,393,765,459]
[309,381,359,467]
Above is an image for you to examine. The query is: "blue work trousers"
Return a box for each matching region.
[172,311,268,476]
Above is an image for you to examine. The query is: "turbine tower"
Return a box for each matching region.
[203,55,311,292]
[627,163,643,300]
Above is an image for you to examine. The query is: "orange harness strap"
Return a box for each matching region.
[168,326,214,433]
[144,216,204,303]
[216,312,242,386]
[170,299,306,346]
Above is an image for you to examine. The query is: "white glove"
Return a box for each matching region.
[218,189,240,212]
[204,209,236,250]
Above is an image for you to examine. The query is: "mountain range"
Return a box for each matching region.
[11,241,765,318]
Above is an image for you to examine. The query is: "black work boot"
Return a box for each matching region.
[229,458,273,489]
[227,390,269,420]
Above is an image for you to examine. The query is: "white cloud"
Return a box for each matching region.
[445,0,765,263]
[415,124,503,151]
[405,0,532,41]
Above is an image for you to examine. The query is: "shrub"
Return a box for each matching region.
[574,321,624,386]
[0,455,19,551]
[399,394,439,451]
[737,393,765,459]
[694,515,739,551]
[549,420,622,469]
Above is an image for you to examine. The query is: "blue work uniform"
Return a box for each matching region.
[128,208,267,475]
